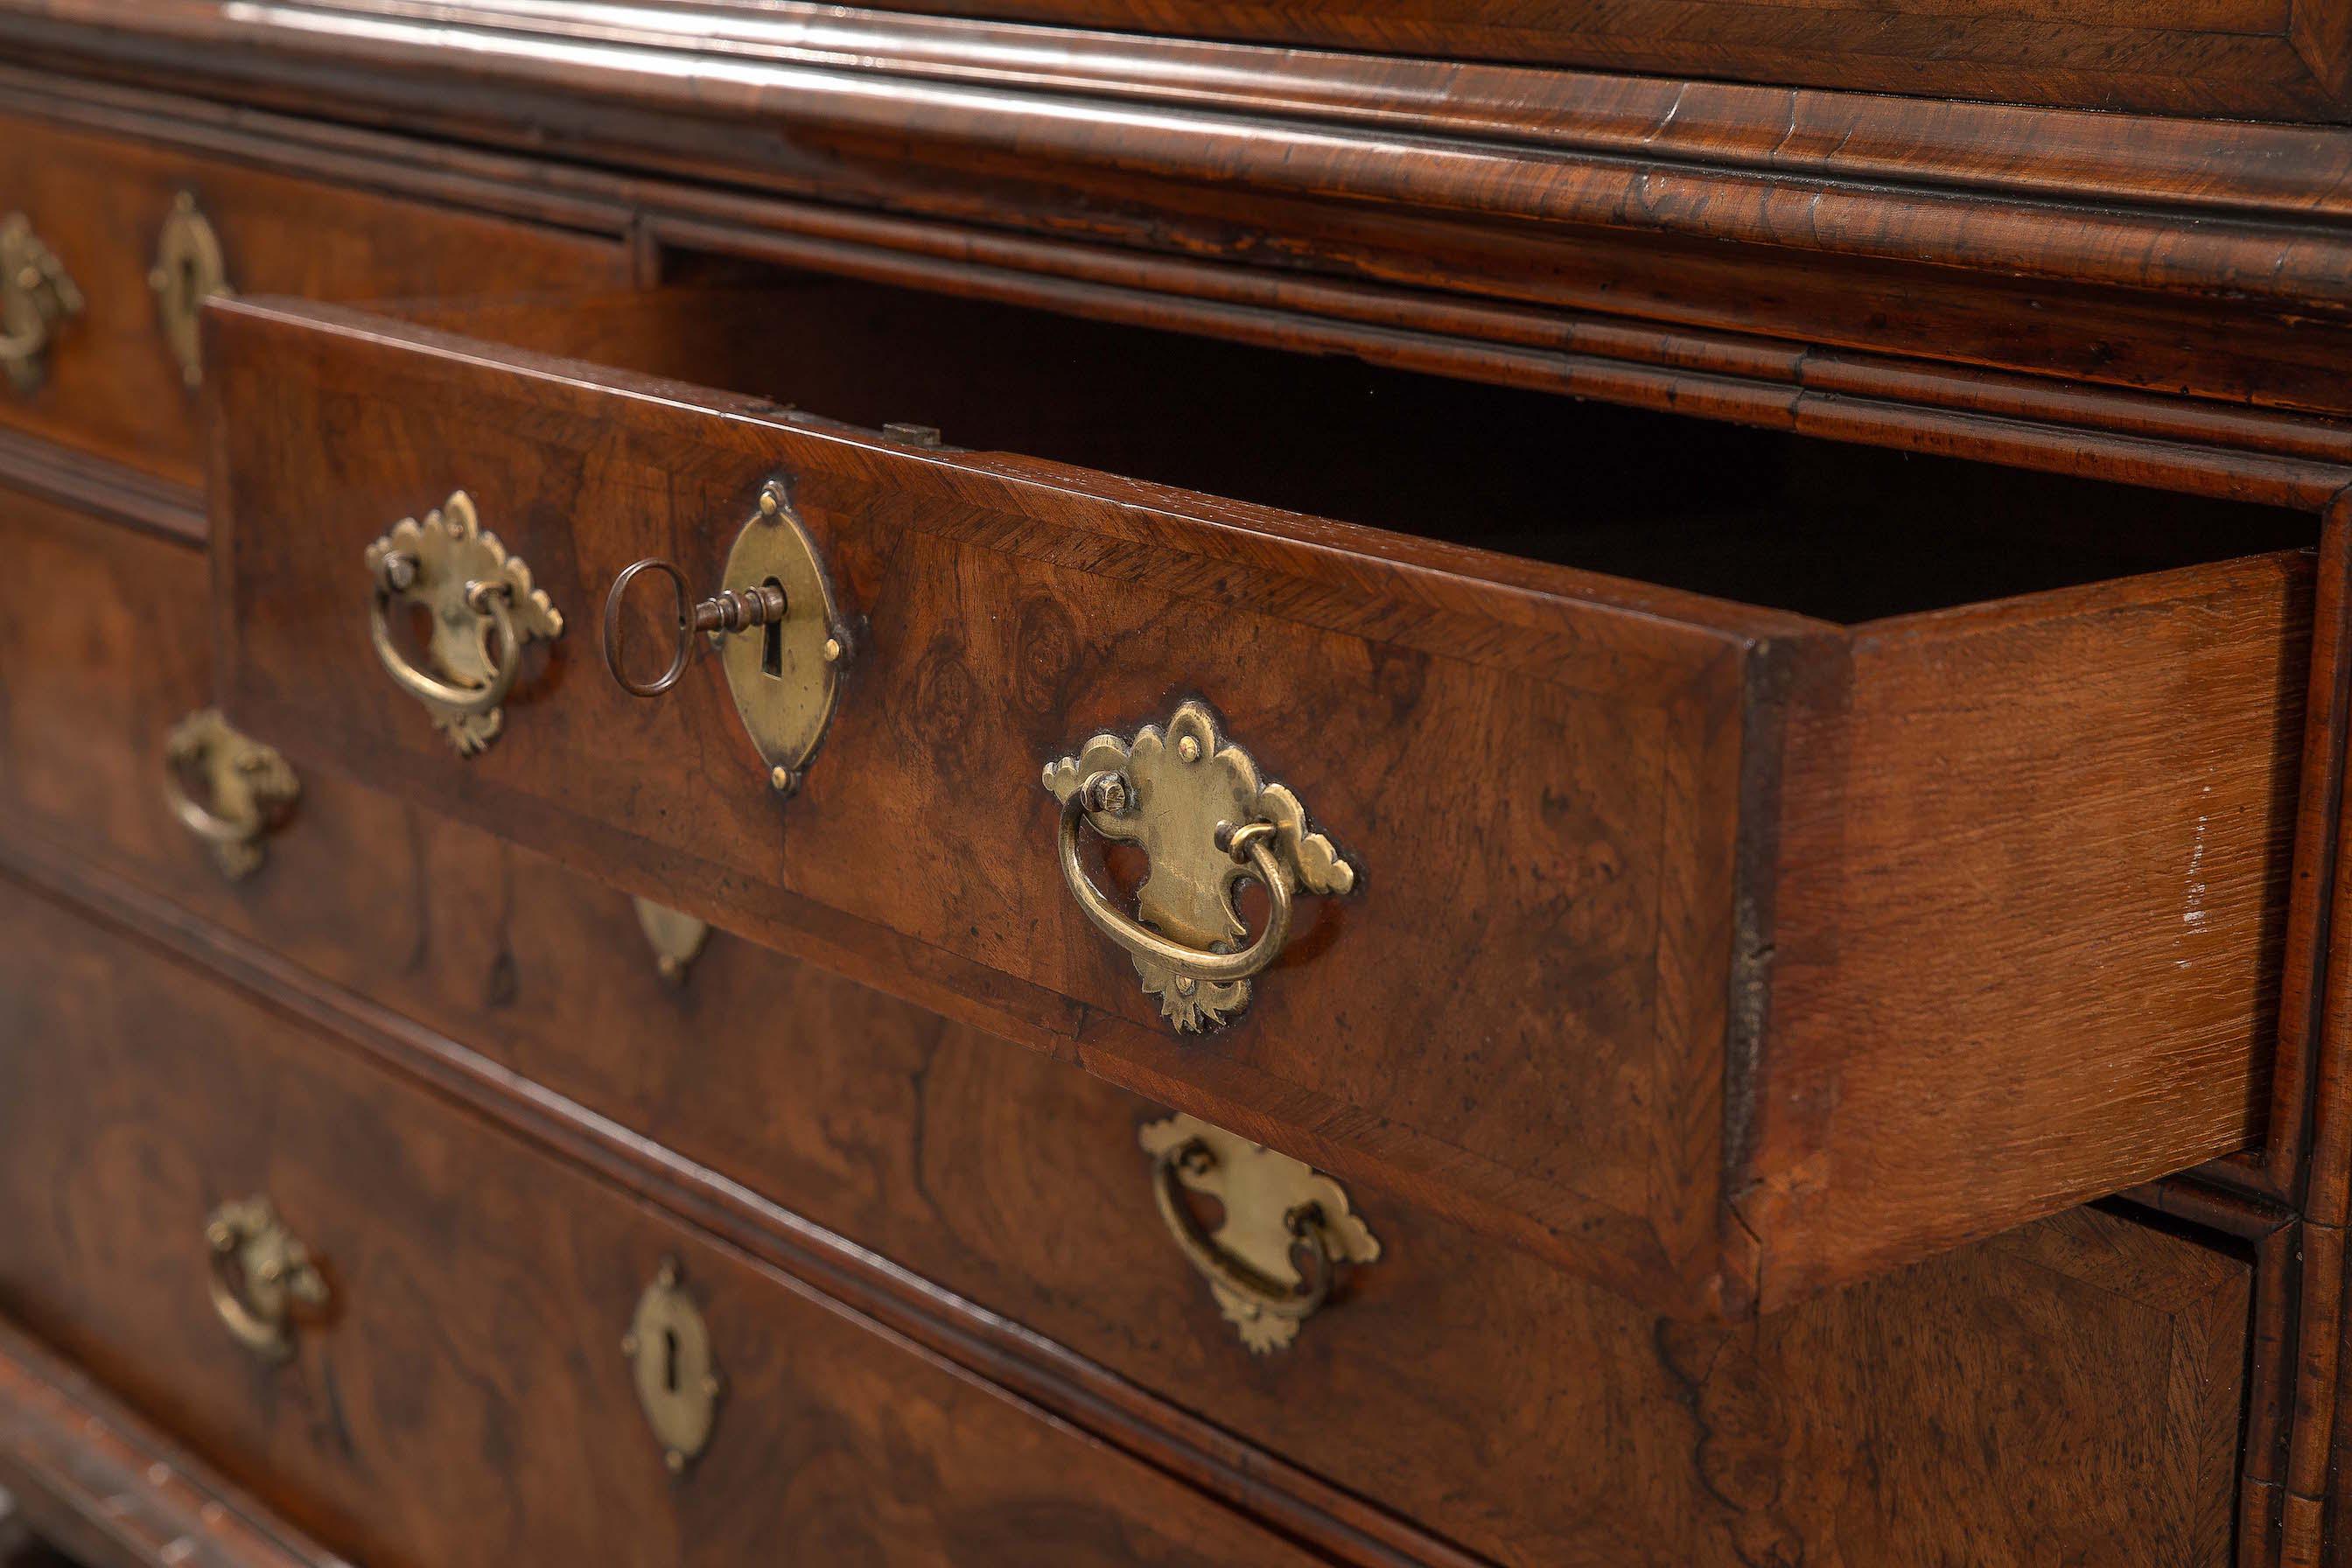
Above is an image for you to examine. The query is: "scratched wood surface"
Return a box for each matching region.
[195,294,2316,1315]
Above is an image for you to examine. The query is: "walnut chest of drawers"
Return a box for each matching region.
[4,4,2352,1566]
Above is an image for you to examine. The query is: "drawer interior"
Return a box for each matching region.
[388,271,2316,622]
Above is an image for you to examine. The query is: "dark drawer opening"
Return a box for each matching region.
[399,264,2314,624]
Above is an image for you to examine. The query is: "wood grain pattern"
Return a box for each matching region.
[0,853,2262,1568]
[18,1,2352,444]
[0,1320,341,1568]
[0,105,632,486]
[0,878,1330,1568]
[198,296,2313,1315]
[857,0,2352,119]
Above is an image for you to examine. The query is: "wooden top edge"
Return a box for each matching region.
[79,0,2352,209]
[10,1,2352,312]
[1850,543,2317,643]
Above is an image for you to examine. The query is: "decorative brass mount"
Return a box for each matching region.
[163,709,299,882]
[600,481,850,796]
[1139,1114,1379,1354]
[364,492,564,756]
[0,213,81,395]
[204,1196,328,1363]
[1045,701,1354,1032]
[633,898,711,986]
[622,1257,721,1474]
[149,191,230,389]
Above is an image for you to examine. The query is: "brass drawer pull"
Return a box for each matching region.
[148,191,230,389]
[0,214,81,394]
[364,491,564,756]
[1139,1115,1378,1354]
[163,709,298,881]
[599,481,850,795]
[1045,702,1354,1032]
[204,1197,327,1363]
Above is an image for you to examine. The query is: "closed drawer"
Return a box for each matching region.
[0,108,632,485]
[0,486,2264,1565]
[0,875,1325,1568]
[205,284,2313,1318]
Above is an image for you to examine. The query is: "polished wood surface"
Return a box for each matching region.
[0,1320,337,1568]
[0,105,632,486]
[0,876,1331,1568]
[206,291,2311,1315]
[0,10,2347,1564]
[17,0,2352,473]
[0,808,2260,1568]
[870,0,2352,118]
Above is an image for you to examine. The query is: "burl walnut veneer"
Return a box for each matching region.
[4,3,2352,1565]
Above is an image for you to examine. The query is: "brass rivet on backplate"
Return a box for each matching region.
[758,489,780,518]
[770,766,796,794]
[1176,735,1201,763]
[822,636,843,663]
[664,1449,685,1474]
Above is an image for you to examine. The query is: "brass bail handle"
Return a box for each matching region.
[0,213,83,393]
[1058,773,1295,985]
[1152,1137,1334,1324]
[602,556,788,698]
[204,1197,328,1363]
[370,549,521,718]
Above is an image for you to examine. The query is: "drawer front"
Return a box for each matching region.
[0,877,1326,1568]
[0,108,632,484]
[0,491,2258,1568]
[0,876,2258,1568]
[202,295,2306,1316]
[0,490,2261,1567]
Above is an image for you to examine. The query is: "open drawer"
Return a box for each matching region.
[201,283,2314,1318]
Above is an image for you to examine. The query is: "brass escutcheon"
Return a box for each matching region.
[163,709,299,882]
[1138,1114,1379,1354]
[633,898,711,987]
[1044,702,1354,1032]
[599,480,850,795]
[364,492,564,756]
[622,1257,721,1474]
[149,191,231,390]
[204,1197,328,1363]
[0,213,81,395]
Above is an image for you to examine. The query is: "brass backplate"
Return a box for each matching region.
[1046,702,1354,1030]
[1139,1114,1378,1354]
[0,213,81,395]
[204,1196,328,1363]
[364,492,564,755]
[164,708,299,881]
[717,482,848,792]
[622,1258,720,1474]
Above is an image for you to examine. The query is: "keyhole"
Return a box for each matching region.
[662,1326,681,1394]
[760,578,785,678]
